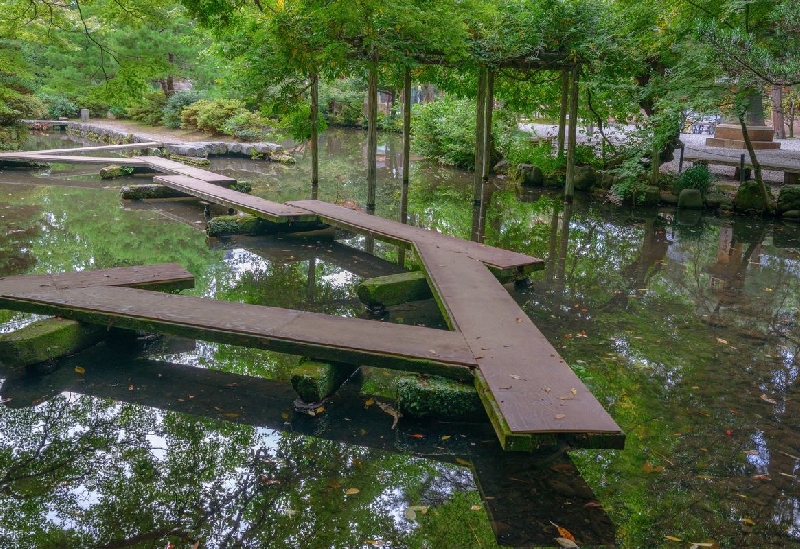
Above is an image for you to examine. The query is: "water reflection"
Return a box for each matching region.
[1,129,799,547]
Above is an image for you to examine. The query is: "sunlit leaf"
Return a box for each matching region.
[74,366,85,374]
[665,535,682,541]
[345,487,360,495]
[741,518,756,525]
[470,504,482,511]
[551,522,575,542]
[441,435,451,441]
[760,394,777,404]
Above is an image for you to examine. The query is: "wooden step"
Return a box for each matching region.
[153,174,318,223]
[136,155,236,185]
[287,199,543,278]
[0,142,163,156]
[414,242,624,449]
[0,285,476,380]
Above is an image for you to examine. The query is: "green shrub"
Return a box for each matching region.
[162,90,202,129]
[673,164,714,198]
[277,102,327,141]
[180,99,247,134]
[319,78,366,127]
[37,93,79,119]
[127,92,167,125]
[412,96,476,169]
[221,111,271,141]
[0,88,46,125]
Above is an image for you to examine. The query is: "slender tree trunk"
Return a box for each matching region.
[473,67,486,207]
[367,57,378,215]
[771,86,785,139]
[482,70,494,185]
[738,115,769,209]
[310,73,319,200]
[557,70,569,156]
[398,68,412,266]
[564,64,579,202]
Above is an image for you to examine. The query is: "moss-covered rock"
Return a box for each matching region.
[357,271,432,308]
[734,181,775,212]
[120,184,189,200]
[517,163,544,187]
[678,188,704,209]
[640,185,660,207]
[205,214,325,237]
[99,164,134,179]
[777,185,800,214]
[573,165,596,191]
[395,375,485,421]
[0,318,106,369]
[290,359,358,402]
[168,154,211,167]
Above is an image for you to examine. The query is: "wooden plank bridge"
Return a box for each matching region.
[0,144,624,451]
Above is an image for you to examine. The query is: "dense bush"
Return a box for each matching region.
[673,163,714,198]
[127,91,167,125]
[0,88,46,125]
[37,93,79,119]
[277,102,327,141]
[181,98,247,133]
[162,90,202,129]
[221,110,272,141]
[412,96,475,169]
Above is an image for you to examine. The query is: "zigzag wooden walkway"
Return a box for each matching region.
[0,144,624,450]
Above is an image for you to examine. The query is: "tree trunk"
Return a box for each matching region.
[482,70,494,185]
[310,73,319,200]
[564,64,579,202]
[557,70,569,156]
[473,67,486,207]
[771,86,785,139]
[367,58,378,215]
[398,68,412,266]
[738,115,769,208]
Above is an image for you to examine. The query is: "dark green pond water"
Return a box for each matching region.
[0,129,798,548]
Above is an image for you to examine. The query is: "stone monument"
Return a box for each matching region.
[706,93,780,150]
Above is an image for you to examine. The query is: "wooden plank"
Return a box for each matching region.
[153,174,318,223]
[414,243,623,443]
[286,200,543,276]
[136,156,237,185]
[0,142,163,157]
[0,153,149,166]
[0,263,194,295]
[684,152,800,174]
[0,285,476,380]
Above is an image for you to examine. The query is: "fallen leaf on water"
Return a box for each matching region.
[551,463,575,473]
[752,474,770,481]
[470,505,482,511]
[760,394,777,404]
[665,535,682,542]
[688,543,718,549]
[550,522,575,542]
[744,450,759,455]
[128,385,134,391]
[583,501,603,508]
[441,435,451,441]
[741,518,756,525]
[455,458,471,466]
[281,412,289,420]
[364,398,374,407]
[223,412,239,419]
[345,488,360,495]
[408,505,428,514]
[716,337,728,344]
[366,540,386,547]
[554,538,579,548]
[404,508,417,521]
[408,433,425,439]
[643,462,665,473]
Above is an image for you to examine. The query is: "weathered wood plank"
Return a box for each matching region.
[0,263,194,295]
[0,153,149,166]
[0,285,476,380]
[286,199,543,277]
[684,151,800,174]
[154,174,318,223]
[136,156,237,184]
[0,142,163,157]
[414,243,623,444]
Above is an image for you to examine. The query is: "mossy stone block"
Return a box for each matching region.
[0,318,106,369]
[395,375,485,421]
[120,184,189,199]
[291,359,358,403]
[734,180,774,212]
[206,214,324,237]
[357,271,432,308]
[100,164,134,179]
[677,188,704,209]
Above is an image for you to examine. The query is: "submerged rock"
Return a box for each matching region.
[678,188,703,209]
[777,185,800,214]
[734,181,775,213]
[517,163,544,187]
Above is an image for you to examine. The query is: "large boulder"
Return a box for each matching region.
[573,165,596,191]
[734,181,775,212]
[678,188,704,209]
[517,163,544,187]
[777,185,800,214]
[640,185,661,206]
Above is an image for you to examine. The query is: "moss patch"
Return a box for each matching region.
[290,359,358,402]
[395,375,485,421]
[120,184,189,199]
[0,318,106,369]
[206,214,325,237]
[357,271,432,308]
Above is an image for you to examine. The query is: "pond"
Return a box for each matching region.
[0,128,798,548]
